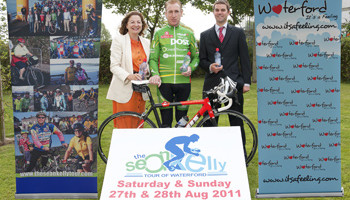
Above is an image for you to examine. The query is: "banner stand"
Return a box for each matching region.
[101,127,251,200]
[15,193,98,199]
[7,0,102,197]
[256,187,344,199]
[254,0,342,197]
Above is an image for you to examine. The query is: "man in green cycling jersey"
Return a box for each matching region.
[20,92,31,112]
[14,95,22,112]
[149,0,199,128]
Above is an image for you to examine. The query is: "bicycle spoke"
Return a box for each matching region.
[197,110,258,165]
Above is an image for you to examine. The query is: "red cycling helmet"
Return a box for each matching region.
[18,38,25,43]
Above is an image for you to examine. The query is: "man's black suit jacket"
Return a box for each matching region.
[199,24,251,92]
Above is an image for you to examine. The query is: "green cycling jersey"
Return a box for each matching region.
[150,25,199,84]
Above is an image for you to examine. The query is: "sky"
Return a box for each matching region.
[343,0,350,23]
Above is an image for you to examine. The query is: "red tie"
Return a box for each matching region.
[219,26,224,43]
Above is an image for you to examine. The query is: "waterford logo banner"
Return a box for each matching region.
[101,127,251,200]
[254,0,342,197]
[7,0,102,198]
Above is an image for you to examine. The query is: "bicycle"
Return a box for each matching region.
[98,77,258,166]
[74,77,94,85]
[74,97,95,111]
[32,150,65,172]
[63,158,84,172]
[48,20,58,34]
[42,152,62,172]
[11,55,44,87]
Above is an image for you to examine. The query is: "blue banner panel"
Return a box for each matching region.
[17,177,97,193]
[7,0,102,198]
[254,0,342,197]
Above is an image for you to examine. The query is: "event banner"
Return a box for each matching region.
[254,0,342,197]
[7,0,102,198]
[101,127,251,200]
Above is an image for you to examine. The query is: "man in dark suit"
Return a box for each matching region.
[199,0,251,158]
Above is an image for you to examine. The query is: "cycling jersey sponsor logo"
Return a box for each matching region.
[177,33,187,36]
[39,132,51,141]
[171,38,189,46]
[161,31,174,39]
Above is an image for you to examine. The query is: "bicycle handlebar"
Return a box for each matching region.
[131,80,150,85]
[217,90,232,112]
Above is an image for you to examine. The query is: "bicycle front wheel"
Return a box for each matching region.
[27,68,44,86]
[48,25,56,34]
[74,101,85,111]
[98,111,157,164]
[197,110,258,165]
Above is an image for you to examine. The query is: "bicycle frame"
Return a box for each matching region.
[137,85,217,128]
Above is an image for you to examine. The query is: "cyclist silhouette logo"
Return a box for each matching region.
[163,134,201,171]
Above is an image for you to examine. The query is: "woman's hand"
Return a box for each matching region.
[127,74,142,81]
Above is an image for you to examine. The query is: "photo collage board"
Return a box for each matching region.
[7,0,102,184]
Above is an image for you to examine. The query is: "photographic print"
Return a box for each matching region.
[7,0,102,37]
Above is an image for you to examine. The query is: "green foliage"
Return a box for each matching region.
[0,0,8,39]
[0,39,10,91]
[341,37,350,82]
[342,22,350,34]
[0,0,10,90]
[101,23,112,42]
[99,40,112,85]
[191,0,254,25]
[191,40,205,78]
[342,13,350,34]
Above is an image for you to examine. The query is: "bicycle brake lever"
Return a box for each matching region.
[226,88,240,105]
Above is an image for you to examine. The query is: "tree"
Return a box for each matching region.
[0,0,6,144]
[103,0,190,40]
[342,12,350,37]
[0,0,7,38]
[191,0,254,25]
[101,23,112,42]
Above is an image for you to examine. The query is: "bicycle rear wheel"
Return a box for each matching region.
[11,67,20,86]
[98,111,157,164]
[48,25,56,34]
[196,110,258,165]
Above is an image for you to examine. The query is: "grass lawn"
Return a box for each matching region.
[0,78,349,199]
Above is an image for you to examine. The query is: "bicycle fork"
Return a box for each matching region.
[30,69,39,84]
[186,97,217,127]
